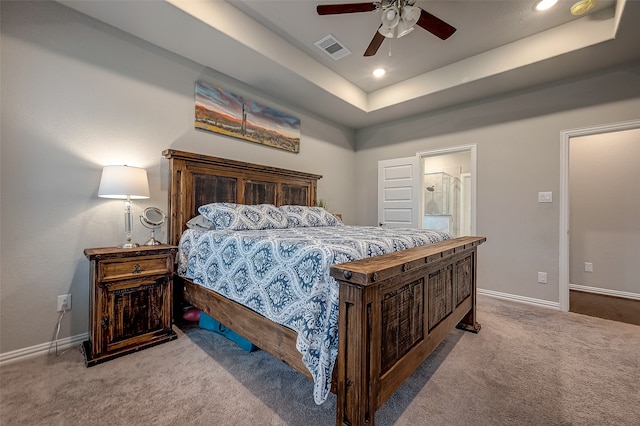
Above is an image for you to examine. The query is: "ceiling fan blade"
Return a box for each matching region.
[416,9,456,40]
[364,28,385,57]
[317,3,377,15]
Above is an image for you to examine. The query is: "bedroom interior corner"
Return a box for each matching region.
[1,296,638,425]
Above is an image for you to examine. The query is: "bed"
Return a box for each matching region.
[164,149,485,426]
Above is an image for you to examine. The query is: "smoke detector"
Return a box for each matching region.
[571,0,595,15]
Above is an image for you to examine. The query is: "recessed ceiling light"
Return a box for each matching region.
[536,0,558,11]
[372,68,386,78]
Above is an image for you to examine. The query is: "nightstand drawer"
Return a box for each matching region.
[99,255,172,281]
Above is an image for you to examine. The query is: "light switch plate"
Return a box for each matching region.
[538,192,552,203]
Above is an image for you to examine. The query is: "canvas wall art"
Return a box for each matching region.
[195,81,301,153]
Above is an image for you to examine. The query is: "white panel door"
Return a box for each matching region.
[378,157,420,228]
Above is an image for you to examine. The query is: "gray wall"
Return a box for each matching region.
[353,72,640,303]
[2,0,640,356]
[569,129,640,294]
[0,1,355,354]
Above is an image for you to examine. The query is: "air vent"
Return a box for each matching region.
[314,34,351,60]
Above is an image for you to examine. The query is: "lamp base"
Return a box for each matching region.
[119,242,140,249]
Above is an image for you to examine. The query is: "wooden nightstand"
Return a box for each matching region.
[82,245,178,366]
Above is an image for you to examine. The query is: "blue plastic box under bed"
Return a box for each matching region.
[198,311,259,352]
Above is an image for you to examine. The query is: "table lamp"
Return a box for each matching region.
[98,165,150,248]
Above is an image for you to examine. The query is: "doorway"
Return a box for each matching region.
[560,119,640,314]
[378,145,476,234]
[418,145,476,237]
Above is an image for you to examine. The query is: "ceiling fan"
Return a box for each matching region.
[317,0,456,57]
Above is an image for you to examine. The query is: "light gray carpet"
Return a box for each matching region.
[1,295,639,425]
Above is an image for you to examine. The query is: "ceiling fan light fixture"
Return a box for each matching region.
[401,5,419,23]
[316,0,457,57]
[379,5,400,38]
[396,22,414,38]
[384,7,399,25]
[397,6,419,38]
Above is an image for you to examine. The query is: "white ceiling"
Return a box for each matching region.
[59,0,640,129]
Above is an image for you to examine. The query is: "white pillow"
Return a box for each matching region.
[186,215,215,231]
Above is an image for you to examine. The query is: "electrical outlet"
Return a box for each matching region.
[537,272,548,284]
[57,294,71,312]
[584,262,593,272]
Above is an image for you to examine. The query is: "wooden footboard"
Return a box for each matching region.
[330,236,485,426]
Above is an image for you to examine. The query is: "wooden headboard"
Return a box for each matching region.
[163,149,322,246]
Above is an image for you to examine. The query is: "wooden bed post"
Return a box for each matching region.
[336,282,376,426]
[455,245,482,334]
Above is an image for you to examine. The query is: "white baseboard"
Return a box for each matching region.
[478,288,561,310]
[7,286,633,365]
[569,284,640,301]
[0,333,88,366]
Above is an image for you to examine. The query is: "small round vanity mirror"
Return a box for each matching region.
[140,207,166,245]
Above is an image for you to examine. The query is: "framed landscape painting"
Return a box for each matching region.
[195,81,301,153]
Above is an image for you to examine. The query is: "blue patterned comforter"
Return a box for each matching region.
[177,226,451,404]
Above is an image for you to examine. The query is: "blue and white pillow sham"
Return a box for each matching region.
[195,203,342,230]
[198,203,288,231]
[279,205,343,228]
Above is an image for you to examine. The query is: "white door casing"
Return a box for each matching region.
[560,119,640,312]
[378,157,420,228]
[460,173,472,236]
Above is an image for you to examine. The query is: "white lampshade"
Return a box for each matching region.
[397,6,419,38]
[98,165,150,200]
[396,20,415,38]
[379,6,400,38]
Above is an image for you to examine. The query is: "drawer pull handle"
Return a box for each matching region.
[133,264,141,274]
[101,316,109,328]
